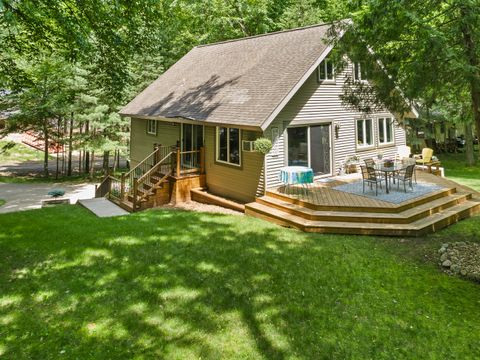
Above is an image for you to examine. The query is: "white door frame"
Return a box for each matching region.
[285,122,334,178]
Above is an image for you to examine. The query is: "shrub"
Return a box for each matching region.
[254,137,273,155]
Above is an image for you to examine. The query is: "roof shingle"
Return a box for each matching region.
[120,23,333,129]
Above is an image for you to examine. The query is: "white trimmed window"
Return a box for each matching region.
[147,119,157,135]
[318,58,334,82]
[356,118,374,148]
[216,127,241,166]
[378,117,394,145]
[353,62,368,81]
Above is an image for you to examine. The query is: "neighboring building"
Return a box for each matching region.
[120,22,417,203]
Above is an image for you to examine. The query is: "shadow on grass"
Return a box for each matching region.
[0,206,480,358]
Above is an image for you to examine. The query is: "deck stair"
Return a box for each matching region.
[245,186,480,236]
[96,145,205,212]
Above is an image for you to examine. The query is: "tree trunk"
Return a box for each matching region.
[103,150,110,175]
[67,115,73,176]
[55,118,61,179]
[43,119,49,178]
[89,151,95,179]
[464,122,475,165]
[460,5,480,150]
[84,121,90,174]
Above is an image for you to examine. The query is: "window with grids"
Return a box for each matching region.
[216,127,241,166]
[378,117,394,145]
[318,58,334,82]
[147,120,157,135]
[356,118,374,148]
[353,62,368,81]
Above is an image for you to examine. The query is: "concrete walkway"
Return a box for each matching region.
[78,198,129,217]
[0,182,95,214]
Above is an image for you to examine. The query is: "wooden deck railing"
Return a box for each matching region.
[98,145,205,210]
[175,147,205,176]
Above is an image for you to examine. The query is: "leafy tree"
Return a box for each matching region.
[331,0,479,164]
[1,56,70,176]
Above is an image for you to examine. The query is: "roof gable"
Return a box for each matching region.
[120,23,334,129]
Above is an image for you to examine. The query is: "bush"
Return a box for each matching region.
[47,189,65,198]
[254,137,273,155]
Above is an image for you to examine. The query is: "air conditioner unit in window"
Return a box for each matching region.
[242,140,256,152]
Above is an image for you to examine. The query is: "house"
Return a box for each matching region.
[120,22,417,206]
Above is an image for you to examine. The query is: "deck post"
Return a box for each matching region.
[200,146,205,174]
[132,178,138,211]
[120,173,125,200]
[176,148,181,177]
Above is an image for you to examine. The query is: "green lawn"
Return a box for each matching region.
[0,140,51,162]
[1,206,479,359]
[441,151,480,191]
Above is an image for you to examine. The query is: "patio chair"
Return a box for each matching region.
[360,165,384,196]
[414,147,434,166]
[392,164,415,193]
[365,157,389,182]
[395,145,411,161]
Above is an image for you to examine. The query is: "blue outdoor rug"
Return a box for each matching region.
[332,181,443,204]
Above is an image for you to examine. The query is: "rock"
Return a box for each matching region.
[440,253,449,262]
[460,269,468,276]
[438,247,447,254]
[450,264,460,273]
[442,260,452,268]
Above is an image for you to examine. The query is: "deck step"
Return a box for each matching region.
[255,193,471,224]
[265,187,457,213]
[245,199,480,236]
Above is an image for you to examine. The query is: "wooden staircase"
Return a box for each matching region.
[245,186,480,236]
[96,145,205,212]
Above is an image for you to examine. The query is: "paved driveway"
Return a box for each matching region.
[0,182,95,214]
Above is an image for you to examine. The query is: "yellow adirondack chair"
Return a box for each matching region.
[414,148,434,165]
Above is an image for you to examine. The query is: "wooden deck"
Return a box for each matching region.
[245,173,480,236]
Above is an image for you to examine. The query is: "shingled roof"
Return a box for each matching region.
[120,23,334,130]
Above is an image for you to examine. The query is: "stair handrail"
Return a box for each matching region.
[137,151,174,184]
[95,175,113,198]
[124,147,160,179]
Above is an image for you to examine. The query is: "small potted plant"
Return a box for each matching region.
[383,158,394,168]
[344,155,360,173]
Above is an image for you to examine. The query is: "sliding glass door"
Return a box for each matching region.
[287,127,309,167]
[181,124,204,168]
[287,124,332,176]
[310,124,331,175]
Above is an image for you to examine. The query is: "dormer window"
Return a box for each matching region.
[353,62,368,82]
[318,58,334,82]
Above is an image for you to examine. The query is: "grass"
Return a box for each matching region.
[0,199,5,207]
[0,140,51,162]
[440,151,480,191]
[0,206,479,359]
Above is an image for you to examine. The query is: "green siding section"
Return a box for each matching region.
[204,126,264,203]
[130,118,180,166]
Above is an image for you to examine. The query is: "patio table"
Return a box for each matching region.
[374,162,408,194]
[279,166,314,195]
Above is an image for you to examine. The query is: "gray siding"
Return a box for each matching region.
[265,61,407,189]
[130,118,180,166]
